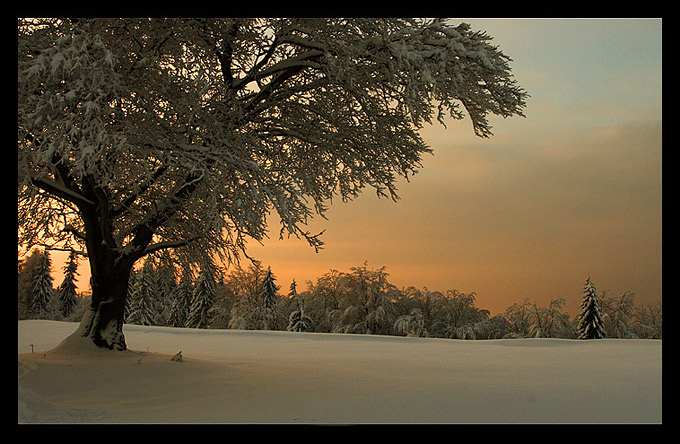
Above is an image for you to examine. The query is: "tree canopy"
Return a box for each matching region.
[18,18,527,268]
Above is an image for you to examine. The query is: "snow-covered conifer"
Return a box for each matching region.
[168,270,193,328]
[57,250,79,319]
[30,250,55,319]
[128,261,161,326]
[260,267,280,330]
[287,280,313,333]
[577,277,606,339]
[187,263,216,329]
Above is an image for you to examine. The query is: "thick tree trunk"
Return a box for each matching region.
[77,258,133,350]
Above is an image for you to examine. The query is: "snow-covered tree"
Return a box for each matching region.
[577,277,606,339]
[260,267,280,330]
[30,249,55,319]
[127,261,161,326]
[168,270,194,328]
[18,18,527,349]
[393,308,427,337]
[287,280,313,332]
[57,250,79,319]
[527,298,575,339]
[633,301,662,339]
[18,249,47,319]
[152,255,178,326]
[187,263,217,329]
[601,291,638,339]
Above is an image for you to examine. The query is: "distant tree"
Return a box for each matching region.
[30,249,55,319]
[429,289,488,339]
[187,262,217,328]
[127,260,161,326]
[260,267,280,330]
[393,308,427,337]
[153,255,178,326]
[57,250,79,319]
[168,270,194,328]
[503,298,534,338]
[18,248,47,319]
[633,301,662,339]
[577,277,606,339]
[527,298,574,339]
[326,263,398,335]
[601,291,638,339]
[287,280,314,332]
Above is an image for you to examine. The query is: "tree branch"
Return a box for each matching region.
[142,236,200,256]
[30,174,95,209]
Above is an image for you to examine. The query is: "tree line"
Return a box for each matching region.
[18,249,662,340]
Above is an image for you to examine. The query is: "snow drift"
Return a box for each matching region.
[18,320,661,424]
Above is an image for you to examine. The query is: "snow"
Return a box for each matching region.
[18,320,661,424]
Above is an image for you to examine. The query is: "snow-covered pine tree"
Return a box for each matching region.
[168,270,193,328]
[287,280,313,332]
[260,267,280,330]
[57,250,79,319]
[577,276,606,339]
[30,249,55,319]
[153,255,178,326]
[187,263,216,328]
[127,261,160,326]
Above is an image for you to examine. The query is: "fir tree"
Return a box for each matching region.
[287,280,313,333]
[30,250,55,319]
[128,261,160,326]
[577,276,606,339]
[260,267,280,330]
[57,251,79,319]
[187,263,216,328]
[168,270,193,328]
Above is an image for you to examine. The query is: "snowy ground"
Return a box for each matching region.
[18,320,662,424]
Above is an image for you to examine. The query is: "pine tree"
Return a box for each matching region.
[187,263,216,328]
[128,261,160,326]
[577,276,606,339]
[154,256,178,326]
[57,251,79,319]
[287,280,313,332]
[168,270,193,328]
[260,267,280,330]
[30,250,55,319]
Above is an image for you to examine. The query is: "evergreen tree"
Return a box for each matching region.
[153,255,178,326]
[260,267,280,330]
[18,249,47,319]
[287,280,313,332]
[187,263,216,328]
[57,251,79,319]
[128,261,160,326]
[577,276,606,339]
[30,249,55,319]
[168,270,193,328]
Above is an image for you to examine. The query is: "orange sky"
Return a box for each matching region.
[43,19,662,317]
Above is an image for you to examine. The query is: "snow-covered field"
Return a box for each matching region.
[18,320,662,424]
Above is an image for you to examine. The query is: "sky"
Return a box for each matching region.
[48,18,662,317]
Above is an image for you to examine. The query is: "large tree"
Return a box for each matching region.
[18,18,527,349]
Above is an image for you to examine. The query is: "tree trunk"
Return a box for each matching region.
[76,258,133,350]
